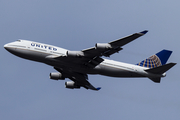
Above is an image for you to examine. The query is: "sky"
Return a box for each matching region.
[1,0,180,120]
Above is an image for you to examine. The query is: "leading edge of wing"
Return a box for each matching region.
[109,30,148,47]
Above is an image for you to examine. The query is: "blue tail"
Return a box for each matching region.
[137,50,172,68]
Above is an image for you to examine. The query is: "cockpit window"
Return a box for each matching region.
[16,40,21,42]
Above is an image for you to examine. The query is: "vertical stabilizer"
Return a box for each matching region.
[137,50,172,68]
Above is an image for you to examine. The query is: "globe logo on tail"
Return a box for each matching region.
[137,55,162,68]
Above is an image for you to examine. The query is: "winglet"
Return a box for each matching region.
[96,87,101,91]
[140,30,148,35]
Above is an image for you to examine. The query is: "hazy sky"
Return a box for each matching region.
[1,0,180,120]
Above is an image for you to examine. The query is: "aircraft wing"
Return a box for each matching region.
[82,30,148,57]
[54,67,101,90]
[81,30,148,67]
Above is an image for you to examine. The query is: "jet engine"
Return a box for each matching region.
[65,81,80,89]
[95,43,112,50]
[66,51,84,57]
[49,72,65,80]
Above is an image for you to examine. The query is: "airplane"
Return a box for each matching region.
[4,30,176,91]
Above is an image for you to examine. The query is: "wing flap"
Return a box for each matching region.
[102,47,123,57]
[85,56,104,68]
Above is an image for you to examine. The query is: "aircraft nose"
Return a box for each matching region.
[4,43,9,50]
[4,44,8,48]
[4,43,12,50]
[4,43,14,52]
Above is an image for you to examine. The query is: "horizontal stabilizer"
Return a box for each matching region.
[149,77,161,83]
[145,63,176,74]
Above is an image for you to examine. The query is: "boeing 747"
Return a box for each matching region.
[4,30,176,90]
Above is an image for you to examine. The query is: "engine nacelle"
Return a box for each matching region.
[95,43,112,50]
[66,51,84,57]
[49,72,65,80]
[65,81,80,89]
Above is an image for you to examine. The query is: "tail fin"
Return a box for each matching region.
[137,49,172,68]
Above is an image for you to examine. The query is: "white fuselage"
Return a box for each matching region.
[4,40,165,79]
